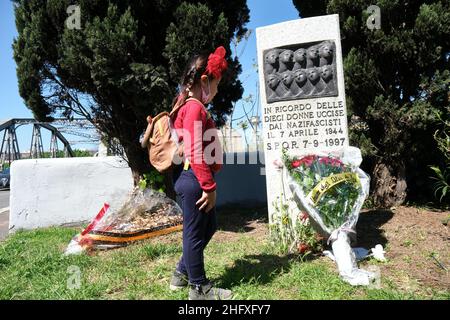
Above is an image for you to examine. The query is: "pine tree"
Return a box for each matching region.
[293,0,450,206]
[13,0,249,192]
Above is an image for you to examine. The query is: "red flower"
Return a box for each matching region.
[292,155,316,168]
[292,160,302,168]
[319,157,331,165]
[299,211,309,222]
[205,46,228,79]
[298,243,310,254]
[331,158,343,167]
[300,155,315,167]
[319,157,343,167]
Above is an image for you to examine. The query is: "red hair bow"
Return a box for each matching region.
[205,46,228,79]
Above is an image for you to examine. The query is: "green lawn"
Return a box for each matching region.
[0,220,448,300]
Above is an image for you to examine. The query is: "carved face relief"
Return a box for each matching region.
[321,65,333,81]
[294,48,307,63]
[294,69,307,86]
[267,73,281,90]
[281,71,294,86]
[308,68,320,83]
[319,43,333,58]
[265,50,279,65]
[307,46,319,60]
[280,50,294,63]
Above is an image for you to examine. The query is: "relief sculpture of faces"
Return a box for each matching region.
[307,46,318,59]
[265,49,279,65]
[319,42,334,66]
[267,73,281,90]
[293,48,306,70]
[280,50,294,64]
[281,70,294,88]
[321,65,333,82]
[307,67,320,85]
[319,42,333,59]
[294,48,306,63]
[294,69,307,87]
[306,46,319,68]
[278,49,294,72]
[264,49,280,74]
[263,40,337,102]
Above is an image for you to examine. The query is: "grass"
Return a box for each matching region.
[0,223,448,300]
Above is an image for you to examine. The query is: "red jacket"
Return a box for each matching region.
[173,98,223,192]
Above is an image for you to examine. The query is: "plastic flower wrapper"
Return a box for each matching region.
[281,146,376,286]
[65,187,183,255]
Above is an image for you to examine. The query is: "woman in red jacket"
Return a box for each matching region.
[169,47,231,300]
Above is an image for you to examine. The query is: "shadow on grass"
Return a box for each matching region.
[356,209,394,248]
[218,253,297,287]
[216,205,268,233]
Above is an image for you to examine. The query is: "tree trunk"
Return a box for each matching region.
[372,160,407,208]
[123,142,151,185]
[123,142,177,201]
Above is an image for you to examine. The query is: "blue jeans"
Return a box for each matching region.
[173,167,217,285]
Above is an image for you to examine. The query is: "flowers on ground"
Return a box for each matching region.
[269,197,323,256]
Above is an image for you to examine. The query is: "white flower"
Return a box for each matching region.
[273,159,283,171]
[371,244,386,262]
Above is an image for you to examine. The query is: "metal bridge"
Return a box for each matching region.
[0,118,100,166]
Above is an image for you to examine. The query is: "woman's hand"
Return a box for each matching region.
[196,190,216,213]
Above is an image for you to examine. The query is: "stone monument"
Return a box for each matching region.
[256,15,349,223]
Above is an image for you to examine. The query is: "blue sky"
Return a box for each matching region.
[0,0,299,152]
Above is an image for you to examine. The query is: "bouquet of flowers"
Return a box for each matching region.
[281,147,376,286]
[64,187,183,254]
[282,148,367,238]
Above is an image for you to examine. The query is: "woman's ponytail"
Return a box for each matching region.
[170,46,227,115]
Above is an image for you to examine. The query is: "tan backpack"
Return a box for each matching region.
[141,102,186,173]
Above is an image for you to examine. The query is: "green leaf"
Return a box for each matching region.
[138,179,147,190]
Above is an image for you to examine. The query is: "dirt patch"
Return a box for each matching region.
[214,206,269,242]
[213,219,268,243]
[214,205,449,293]
[357,207,449,293]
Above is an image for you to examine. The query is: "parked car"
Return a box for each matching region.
[0,168,10,189]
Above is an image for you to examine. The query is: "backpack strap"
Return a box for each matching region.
[185,97,204,106]
[169,98,191,117]
[148,112,170,144]
[141,97,201,149]
[169,97,206,117]
[140,111,169,148]
[185,97,212,119]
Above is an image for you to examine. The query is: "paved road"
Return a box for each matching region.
[0,189,10,241]
[0,189,9,208]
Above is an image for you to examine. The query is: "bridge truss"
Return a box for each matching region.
[0,118,101,166]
